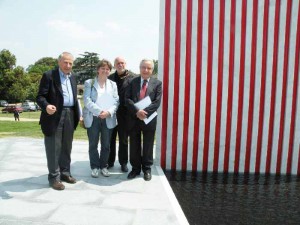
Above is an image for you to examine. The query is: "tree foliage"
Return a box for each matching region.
[0,49,16,74]
[0,49,160,102]
[27,57,57,74]
[73,52,100,84]
[0,50,42,102]
[152,59,158,78]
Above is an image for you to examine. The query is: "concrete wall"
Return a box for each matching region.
[156,0,300,175]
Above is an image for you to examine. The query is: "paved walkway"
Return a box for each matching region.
[0,137,188,225]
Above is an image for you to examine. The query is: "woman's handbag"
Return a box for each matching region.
[79,79,95,129]
[79,118,86,129]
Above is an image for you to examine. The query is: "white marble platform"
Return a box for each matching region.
[0,137,188,225]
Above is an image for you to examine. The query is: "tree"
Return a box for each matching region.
[25,57,58,101]
[0,66,31,102]
[0,49,16,74]
[0,49,17,100]
[73,52,100,84]
[152,59,158,78]
[27,57,57,74]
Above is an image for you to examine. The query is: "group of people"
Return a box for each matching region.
[36,52,162,191]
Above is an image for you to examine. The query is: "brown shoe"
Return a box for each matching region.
[61,175,77,184]
[50,181,65,190]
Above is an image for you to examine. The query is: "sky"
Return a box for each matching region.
[0,0,160,73]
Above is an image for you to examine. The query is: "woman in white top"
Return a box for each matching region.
[83,59,119,178]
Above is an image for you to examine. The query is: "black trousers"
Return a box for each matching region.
[108,108,129,166]
[129,121,155,173]
[44,108,74,183]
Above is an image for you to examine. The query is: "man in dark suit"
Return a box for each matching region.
[108,57,135,172]
[125,59,162,181]
[36,52,79,190]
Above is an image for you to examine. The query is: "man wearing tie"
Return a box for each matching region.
[36,52,79,190]
[125,59,162,181]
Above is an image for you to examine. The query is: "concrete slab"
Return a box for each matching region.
[0,137,188,225]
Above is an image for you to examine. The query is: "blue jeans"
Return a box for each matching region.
[87,116,112,169]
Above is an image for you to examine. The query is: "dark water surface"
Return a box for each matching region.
[164,171,300,225]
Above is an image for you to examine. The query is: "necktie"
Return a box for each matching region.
[140,79,148,99]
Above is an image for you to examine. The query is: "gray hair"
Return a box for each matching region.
[58,52,74,61]
[139,59,154,69]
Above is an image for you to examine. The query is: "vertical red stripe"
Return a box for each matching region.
[244,0,259,173]
[287,1,300,175]
[266,0,281,174]
[255,0,269,174]
[171,0,182,170]
[234,0,247,173]
[192,0,203,172]
[276,0,292,174]
[181,0,193,171]
[224,0,236,173]
[202,0,214,172]
[213,0,225,172]
[160,0,171,169]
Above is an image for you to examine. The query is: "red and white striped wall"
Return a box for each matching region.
[156,0,300,175]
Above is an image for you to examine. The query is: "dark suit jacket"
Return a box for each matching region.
[108,70,135,108]
[125,75,162,131]
[36,68,79,136]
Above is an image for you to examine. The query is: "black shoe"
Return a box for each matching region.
[127,170,140,179]
[107,163,114,169]
[144,172,152,181]
[61,175,77,184]
[121,164,128,172]
[50,181,65,190]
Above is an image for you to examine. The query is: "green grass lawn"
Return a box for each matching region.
[0,121,88,140]
[0,110,41,119]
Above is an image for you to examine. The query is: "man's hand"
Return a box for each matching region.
[99,111,110,119]
[136,109,148,120]
[46,105,57,115]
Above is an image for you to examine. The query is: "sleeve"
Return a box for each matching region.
[83,79,102,116]
[107,81,119,117]
[36,72,51,113]
[144,80,162,117]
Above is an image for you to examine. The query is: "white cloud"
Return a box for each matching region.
[105,22,121,31]
[47,20,104,40]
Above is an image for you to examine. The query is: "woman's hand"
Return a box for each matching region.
[99,111,110,119]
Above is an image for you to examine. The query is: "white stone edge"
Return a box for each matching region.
[155,166,190,225]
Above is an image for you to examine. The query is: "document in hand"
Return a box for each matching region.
[134,96,151,110]
[99,93,116,110]
[134,96,157,124]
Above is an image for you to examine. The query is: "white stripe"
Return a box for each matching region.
[229,0,243,172]
[292,59,300,174]
[270,0,288,173]
[165,0,177,170]
[249,1,264,173]
[197,0,210,170]
[176,0,188,170]
[186,0,200,171]
[290,0,300,175]
[206,0,220,172]
[281,0,298,173]
[156,0,166,165]
[218,0,232,172]
[260,1,276,173]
